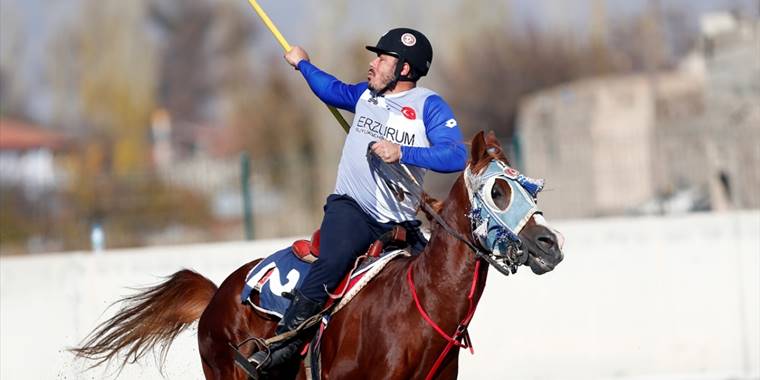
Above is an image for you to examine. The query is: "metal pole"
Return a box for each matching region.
[241,152,254,240]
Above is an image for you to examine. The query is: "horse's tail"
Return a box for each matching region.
[70,269,217,372]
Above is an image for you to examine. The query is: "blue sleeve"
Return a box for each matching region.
[297,60,368,112]
[400,95,467,173]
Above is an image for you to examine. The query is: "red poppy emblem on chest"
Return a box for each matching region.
[401,106,416,120]
[505,167,519,178]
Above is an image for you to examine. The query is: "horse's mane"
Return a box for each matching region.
[419,192,444,222]
[418,132,510,223]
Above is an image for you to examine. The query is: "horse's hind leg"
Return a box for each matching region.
[201,350,247,380]
[201,359,223,380]
[198,260,275,380]
[201,360,215,379]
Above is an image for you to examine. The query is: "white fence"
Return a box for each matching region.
[1,211,758,380]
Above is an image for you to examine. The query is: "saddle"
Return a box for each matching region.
[290,226,407,264]
[290,230,321,264]
[235,227,412,379]
[241,226,410,318]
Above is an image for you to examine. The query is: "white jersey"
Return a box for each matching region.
[297,60,466,223]
[336,88,434,223]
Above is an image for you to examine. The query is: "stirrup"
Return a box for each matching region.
[231,344,262,379]
[249,337,304,371]
[250,348,271,367]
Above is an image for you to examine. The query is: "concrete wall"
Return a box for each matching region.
[518,75,659,219]
[1,212,758,380]
[590,77,655,212]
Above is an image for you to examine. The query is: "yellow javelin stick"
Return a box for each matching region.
[246,0,350,133]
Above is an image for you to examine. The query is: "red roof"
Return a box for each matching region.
[0,118,66,151]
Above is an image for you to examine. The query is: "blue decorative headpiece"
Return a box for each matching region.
[464,160,544,274]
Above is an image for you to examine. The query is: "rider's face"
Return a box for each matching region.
[368,53,398,92]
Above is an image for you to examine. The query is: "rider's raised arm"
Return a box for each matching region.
[400,95,466,173]
[297,60,368,113]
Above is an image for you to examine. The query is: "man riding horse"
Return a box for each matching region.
[248,28,467,370]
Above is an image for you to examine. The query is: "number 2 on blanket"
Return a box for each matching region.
[269,267,300,296]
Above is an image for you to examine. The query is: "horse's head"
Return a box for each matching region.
[464,131,564,275]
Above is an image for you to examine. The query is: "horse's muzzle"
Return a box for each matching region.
[521,227,564,275]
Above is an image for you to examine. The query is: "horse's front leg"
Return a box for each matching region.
[430,356,459,380]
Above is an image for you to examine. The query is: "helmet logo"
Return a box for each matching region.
[401,33,416,47]
[401,106,417,120]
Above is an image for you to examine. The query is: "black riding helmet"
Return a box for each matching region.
[366,28,433,83]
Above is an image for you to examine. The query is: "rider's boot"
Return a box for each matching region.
[249,290,323,370]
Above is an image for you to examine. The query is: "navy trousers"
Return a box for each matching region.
[299,194,425,303]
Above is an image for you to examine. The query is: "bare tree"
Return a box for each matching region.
[441,2,694,144]
[0,3,27,119]
[47,0,158,175]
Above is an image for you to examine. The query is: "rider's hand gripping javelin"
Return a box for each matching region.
[245,0,350,133]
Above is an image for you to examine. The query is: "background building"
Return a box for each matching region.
[517,12,759,219]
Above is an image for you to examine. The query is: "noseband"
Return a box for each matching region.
[367,146,544,276]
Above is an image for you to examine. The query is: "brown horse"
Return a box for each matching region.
[72,131,564,379]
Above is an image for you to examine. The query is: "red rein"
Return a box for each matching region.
[406,260,481,380]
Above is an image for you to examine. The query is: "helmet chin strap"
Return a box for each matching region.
[370,59,412,97]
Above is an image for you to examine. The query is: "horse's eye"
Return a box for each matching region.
[489,179,511,210]
[491,185,501,200]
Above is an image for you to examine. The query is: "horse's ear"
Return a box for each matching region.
[485,130,501,148]
[469,131,487,164]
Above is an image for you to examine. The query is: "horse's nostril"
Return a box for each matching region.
[537,235,556,250]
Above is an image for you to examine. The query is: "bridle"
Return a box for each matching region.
[367,145,544,276]
[417,198,515,275]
